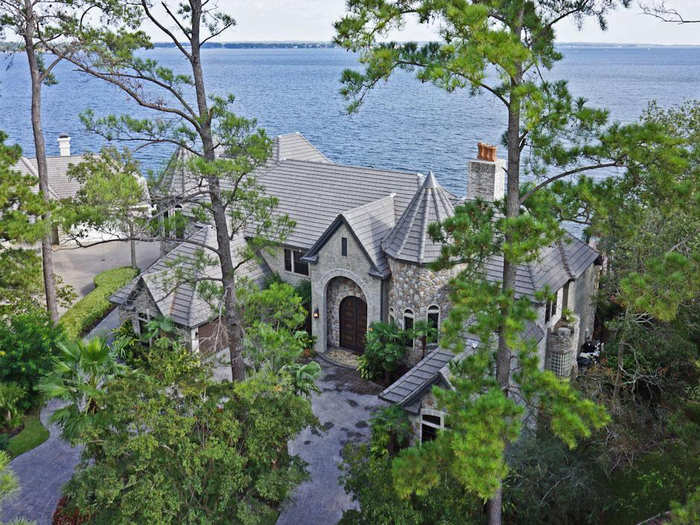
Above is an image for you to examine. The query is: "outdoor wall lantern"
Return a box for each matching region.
[313,308,319,319]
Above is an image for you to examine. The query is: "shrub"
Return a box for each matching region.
[368,406,412,457]
[357,322,407,382]
[0,433,8,452]
[0,382,26,430]
[0,308,65,410]
[60,267,137,339]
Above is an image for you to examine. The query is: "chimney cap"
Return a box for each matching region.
[58,133,70,138]
[477,142,497,162]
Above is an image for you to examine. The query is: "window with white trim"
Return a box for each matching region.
[403,309,414,332]
[427,305,440,345]
[420,408,445,443]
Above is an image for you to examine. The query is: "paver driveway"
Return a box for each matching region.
[277,359,387,525]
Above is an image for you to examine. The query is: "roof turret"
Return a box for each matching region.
[382,171,455,264]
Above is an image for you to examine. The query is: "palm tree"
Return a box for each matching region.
[39,337,125,443]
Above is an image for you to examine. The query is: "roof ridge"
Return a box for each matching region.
[556,239,574,280]
[278,158,421,178]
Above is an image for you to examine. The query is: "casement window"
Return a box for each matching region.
[341,237,348,256]
[420,409,445,443]
[284,248,309,276]
[388,307,396,326]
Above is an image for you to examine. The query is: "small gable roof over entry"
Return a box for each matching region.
[303,195,396,278]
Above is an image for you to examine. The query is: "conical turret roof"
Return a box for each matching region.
[382,172,455,264]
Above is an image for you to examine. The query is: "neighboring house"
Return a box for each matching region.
[13,134,151,247]
[112,133,602,440]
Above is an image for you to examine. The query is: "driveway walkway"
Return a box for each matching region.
[277,359,387,525]
[54,241,160,315]
[0,310,120,525]
[0,400,82,525]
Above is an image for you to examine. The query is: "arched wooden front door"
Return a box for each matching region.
[339,296,367,353]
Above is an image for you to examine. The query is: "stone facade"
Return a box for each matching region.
[326,277,366,348]
[308,222,382,354]
[387,258,461,364]
[259,245,312,288]
[466,158,506,202]
[119,281,194,349]
[545,315,580,378]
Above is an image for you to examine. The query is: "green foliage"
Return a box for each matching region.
[238,280,310,372]
[0,309,65,410]
[61,346,316,523]
[0,132,47,314]
[367,406,412,457]
[40,337,126,444]
[340,408,482,524]
[5,414,49,459]
[671,487,700,525]
[0,450,18,508]
[59,267,137,339]
[357,321,407,381]
[0,383,26,430]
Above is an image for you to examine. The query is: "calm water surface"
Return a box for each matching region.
[1,45,698,195]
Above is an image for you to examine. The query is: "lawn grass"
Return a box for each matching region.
[7,414,49,458]
[60,266,138,339]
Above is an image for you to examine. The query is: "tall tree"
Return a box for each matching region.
[0,0,73,322]
[0,131,47,314]
[42,1,293,381]
[333,2,663,522]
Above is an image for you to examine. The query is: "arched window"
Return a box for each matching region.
[427,305,440,345]
[174,205,185,240]
[388,307,395,326]
[403,309,414,332]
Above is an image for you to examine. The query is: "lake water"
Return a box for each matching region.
[1,45,698,195]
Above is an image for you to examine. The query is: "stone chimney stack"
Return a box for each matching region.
[467,142,505,202]
[57,134,71,157]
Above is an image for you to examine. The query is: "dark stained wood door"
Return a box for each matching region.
[339,296,367,353]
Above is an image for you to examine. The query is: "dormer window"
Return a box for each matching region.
[341,237,348,257]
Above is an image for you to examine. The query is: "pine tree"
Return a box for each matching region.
[333,2,658,522]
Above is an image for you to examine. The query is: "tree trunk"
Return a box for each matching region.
[129,223,137,269]
[488,64,524,525]
[23,3,58,323]
[189,3,245,381]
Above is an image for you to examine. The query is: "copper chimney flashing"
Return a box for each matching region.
[477,142,497,162]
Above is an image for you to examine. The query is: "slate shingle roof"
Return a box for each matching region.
[379,348,455,410]
[14,155,85,200]
[485,236,599,301]
[382,172,455,264]
[252,159,423,251]
[303,195,396,277]
[111,225,270,328]
[272,132,331,163]
[380,323,544,412]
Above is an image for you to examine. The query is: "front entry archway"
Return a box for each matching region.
[339,296,367,353]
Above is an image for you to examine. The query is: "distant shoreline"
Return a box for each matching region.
[1,41,699,52]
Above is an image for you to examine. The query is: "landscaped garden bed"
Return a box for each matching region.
[60,266,137,339]
[1,411,49,458]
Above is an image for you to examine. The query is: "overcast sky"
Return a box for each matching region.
[177,1,699,45]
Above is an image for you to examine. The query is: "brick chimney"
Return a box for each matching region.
[467,142,505,202]
[57,134,71,157]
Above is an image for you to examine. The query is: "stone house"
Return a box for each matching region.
[111,133,601,440]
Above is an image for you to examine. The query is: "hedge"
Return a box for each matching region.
[60,267,137,339]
